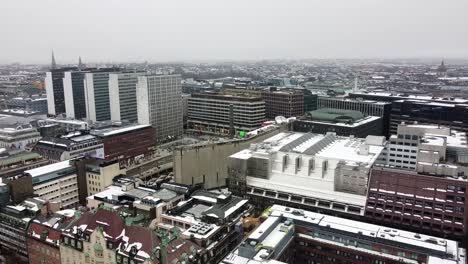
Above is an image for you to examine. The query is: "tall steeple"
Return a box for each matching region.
[51,51,57,69]
[78,56,83,70]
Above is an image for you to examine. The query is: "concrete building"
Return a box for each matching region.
[33,131,104,162]
[369,123,468,240]
[318,97,392,137]
[85,159,125,196]
[137,74,183,143]
[0,124,41,150]
[25,160,79,209]
[261,87,304,119]
[83,68,121,122]
[174,124,284,190]
[109,72,144,123]
[377,123,468,171]
[7,97,48,113]
[228,132,386,217]
[63,71,87,119]
[187,92,265,136]
[0,198,47,263]
[292,108,384,137]
[26,209,76,264]
[0,151,49,178]
[222,204,466,264]
[3,173,34,204]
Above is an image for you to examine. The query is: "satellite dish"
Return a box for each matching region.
[275,116,287,124]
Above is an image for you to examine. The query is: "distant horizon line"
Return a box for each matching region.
[3,56,468,65]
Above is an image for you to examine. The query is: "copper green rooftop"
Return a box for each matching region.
[306,108,365,123]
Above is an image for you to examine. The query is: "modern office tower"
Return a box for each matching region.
[261,87,304,119]
[137,74,183,143]
[25,160,79,209]
[109,72,144,123]
[228,132,386,218]
[303,89,318,112]
[45,68,77,116]
[63,71,86,119]
[318,97,392,137]
[222,204,466,264]
[348,92,468,135]
[187,92,265,136]
[83,69,120,122]
[292,108,383,137]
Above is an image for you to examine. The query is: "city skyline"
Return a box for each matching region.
[1,0,468,64]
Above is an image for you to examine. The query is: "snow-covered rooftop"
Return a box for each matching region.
[25,160,72,178]
[91,124,151,137]
[224,204,464,264]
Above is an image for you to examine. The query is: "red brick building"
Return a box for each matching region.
[91,124,156,166]
[365,166,468,240]
[27,210,75,264]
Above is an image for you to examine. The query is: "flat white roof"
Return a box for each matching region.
[91,124,151,137]
[25,160,72,177]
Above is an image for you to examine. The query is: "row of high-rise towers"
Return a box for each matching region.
[45,52,183,143]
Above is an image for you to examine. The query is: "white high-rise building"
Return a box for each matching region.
[83,69,120,122]
[137,74,183,143]
[108,72,144,123]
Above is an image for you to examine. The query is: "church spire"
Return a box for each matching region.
[51,51,57,69]
[78,56,83,70]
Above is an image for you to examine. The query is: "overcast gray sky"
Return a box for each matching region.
[1,0,467,64]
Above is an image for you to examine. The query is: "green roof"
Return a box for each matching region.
[306,108,364,123]
[0,152,42,167]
